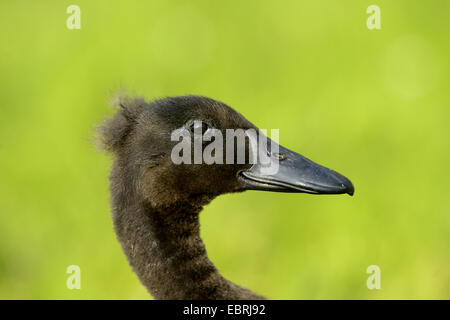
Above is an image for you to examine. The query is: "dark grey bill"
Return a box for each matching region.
[238,140,354,196]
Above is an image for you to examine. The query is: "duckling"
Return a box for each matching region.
[97,95,354,299]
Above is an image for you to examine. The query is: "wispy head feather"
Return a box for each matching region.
[95,94,145,152]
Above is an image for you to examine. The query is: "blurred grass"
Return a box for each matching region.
[0,0,449,299]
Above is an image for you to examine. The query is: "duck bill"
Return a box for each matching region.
[238,140,354,196]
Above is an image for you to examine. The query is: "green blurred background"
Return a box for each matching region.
[0,0,449,299]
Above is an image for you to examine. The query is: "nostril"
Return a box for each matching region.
[270,152,287,161]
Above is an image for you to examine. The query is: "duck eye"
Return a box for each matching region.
[190,121,209,135]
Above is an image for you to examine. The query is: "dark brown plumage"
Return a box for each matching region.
[98,95,263,299]
[97,95,354,300]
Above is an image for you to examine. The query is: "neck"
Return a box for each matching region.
[109,168,264,299]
